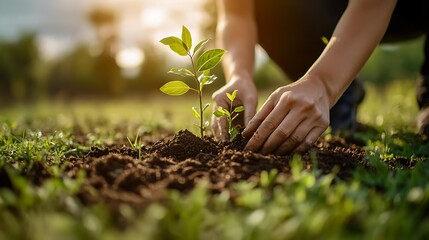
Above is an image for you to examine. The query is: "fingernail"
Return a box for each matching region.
[241,128,249,138]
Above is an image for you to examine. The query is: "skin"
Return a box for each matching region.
[212,0,398,154]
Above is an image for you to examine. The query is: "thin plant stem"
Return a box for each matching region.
[189,53,204,138]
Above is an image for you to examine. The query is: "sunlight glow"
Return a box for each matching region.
[116,47,145,69]
[140,7,167,28]
[38,35,73,61]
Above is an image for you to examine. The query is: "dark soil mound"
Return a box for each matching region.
[150,129,220,161]
[64,130,368,208]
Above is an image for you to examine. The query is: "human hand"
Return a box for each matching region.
[211,78,258,141]
[242,77,330,155]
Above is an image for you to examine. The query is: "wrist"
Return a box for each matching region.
[228,71,254,84]
[303,72,338,108]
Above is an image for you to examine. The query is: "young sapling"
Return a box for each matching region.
[213,90,245,141]
[159,26,226,138]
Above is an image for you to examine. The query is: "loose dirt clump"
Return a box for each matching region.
[63,130,368,208]
[150,129,219,161]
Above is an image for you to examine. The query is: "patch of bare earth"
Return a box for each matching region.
[63,130,368,209]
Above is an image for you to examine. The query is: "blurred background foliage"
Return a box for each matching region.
[0,0,424,105]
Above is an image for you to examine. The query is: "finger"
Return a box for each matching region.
[245,102,288,152]
[273,119,312,155]
[274,125,325,155]
[292,127,324,154]
[259,109,304,154]
[242,99,274,138]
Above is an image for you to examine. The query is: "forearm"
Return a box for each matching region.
[216,0,257,83]
[306,0,397,107]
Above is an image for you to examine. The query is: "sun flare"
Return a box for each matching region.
[115,47,145,69]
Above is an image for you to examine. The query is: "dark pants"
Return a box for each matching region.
[254,0,429,130]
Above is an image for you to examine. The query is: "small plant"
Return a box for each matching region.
[127,133,143,159]
[160,26,226,138]
[213,90,245,141]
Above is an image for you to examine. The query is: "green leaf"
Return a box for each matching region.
[233,106,245,113]
[202,103,210,112]
[192,107,201,119]
[181,26,192,51]
[197,49,227,71]
[168,68,194,77]
[213,107,226,117]
[227,90,237,102]
[205,75,217,85]
[160,81,190,96]
[160,36,188,56]
[229,128,240,141]
[232,90,237,100]
[198,73,217,86]
[193,39,210,55]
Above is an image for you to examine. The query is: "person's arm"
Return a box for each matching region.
[211,0,258,140]
[243,0,398,154]
[216,0,256,86]
[308,0,398,107]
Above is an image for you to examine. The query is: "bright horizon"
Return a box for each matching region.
[0,0,211,64]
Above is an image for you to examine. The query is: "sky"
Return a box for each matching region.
[0,0,210,62]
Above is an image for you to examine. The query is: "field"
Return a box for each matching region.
[1,81,429,240]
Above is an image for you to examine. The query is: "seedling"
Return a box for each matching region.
[159,26,226,138]
[213,90,245,141]
[127,133,143,159]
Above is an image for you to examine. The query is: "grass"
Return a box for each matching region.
[358,80,419,133]
[0,81,428,240]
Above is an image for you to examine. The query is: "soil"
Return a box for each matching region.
[2,127,427,230]
[0,129,378,212]
[61,129,369,209]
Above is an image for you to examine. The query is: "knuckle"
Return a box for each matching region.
[301,99,317,112]
[279,93,295,105]
[275,127,290,139]
[262,119,277,131]
[289,134,303,145]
